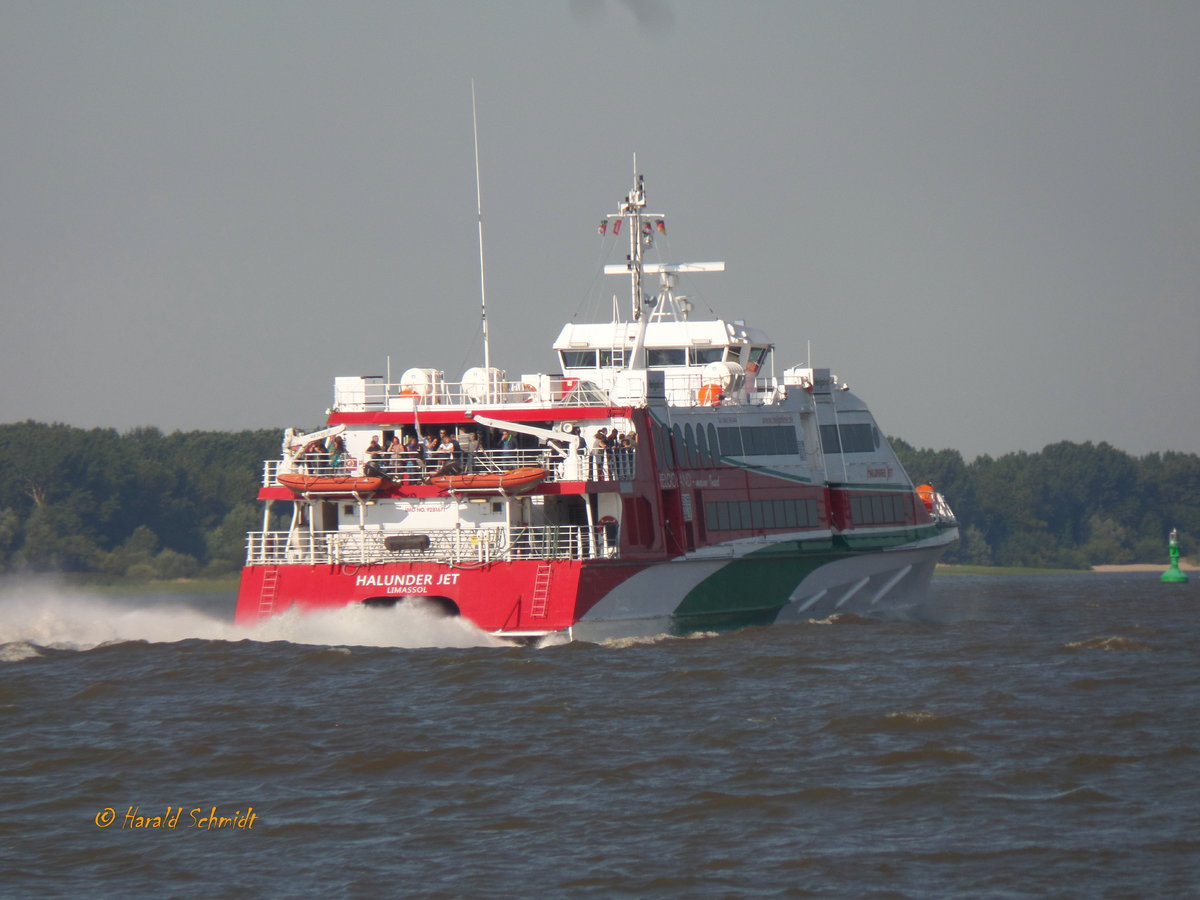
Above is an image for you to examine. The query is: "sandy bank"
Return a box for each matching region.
[1091,561,1198,573]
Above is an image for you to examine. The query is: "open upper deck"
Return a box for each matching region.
[326,358,834,415]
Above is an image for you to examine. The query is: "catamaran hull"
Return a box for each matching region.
[235,527,957,641]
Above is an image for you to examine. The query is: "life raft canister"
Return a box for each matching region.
[698,383,722,406]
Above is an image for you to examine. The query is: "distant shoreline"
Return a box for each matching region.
[937,561,1196,576]
[1090,561,1198,573]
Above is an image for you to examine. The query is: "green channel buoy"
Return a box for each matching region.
[1161,528,1189,583]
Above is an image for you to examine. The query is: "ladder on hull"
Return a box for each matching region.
[258,566,280,617]
[529,562,553,618]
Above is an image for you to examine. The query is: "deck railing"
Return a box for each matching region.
[245,524,615,567]
[333,372,785,413]
[262,447,636,488]
[334,376,613,411]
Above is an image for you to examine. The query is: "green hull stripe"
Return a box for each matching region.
[670,525,947,628]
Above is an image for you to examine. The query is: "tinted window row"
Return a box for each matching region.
[849,493,910,525]
[706,497,820,531]
[717,425,800,457]
[561,349,627,368]
[820,423,880,454]
[653,420,802,469]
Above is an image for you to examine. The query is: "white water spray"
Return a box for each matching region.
[0,578,507,655]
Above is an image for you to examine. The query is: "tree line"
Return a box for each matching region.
[0,422,279,578]
[0,421,1194,576]
[892,438,1199,567]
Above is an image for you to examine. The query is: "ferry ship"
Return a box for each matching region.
[235,173,958,641]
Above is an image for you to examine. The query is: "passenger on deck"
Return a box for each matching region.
[297,439,327,472]
[616,434,635,478]
[436,430,459,466]
[327,434,347,471]
[386,435,402,475]
[461,431,482,472]
[400,433,420,483]
[591,428,611,479]
[499,430,518,467]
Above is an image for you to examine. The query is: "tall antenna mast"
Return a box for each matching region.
[602,168,725,369]
[627,154,645,322]
[472,80,491,389]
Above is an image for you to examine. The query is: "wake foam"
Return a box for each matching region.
[0,579,506,654]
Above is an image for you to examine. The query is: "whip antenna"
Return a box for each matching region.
[472,80,492,398]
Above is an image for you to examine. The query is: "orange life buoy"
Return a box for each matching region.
[698,384,722,406]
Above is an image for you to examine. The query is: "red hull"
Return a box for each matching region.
[236,559,638,634]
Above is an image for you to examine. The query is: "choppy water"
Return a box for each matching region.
[2,573,1198,898]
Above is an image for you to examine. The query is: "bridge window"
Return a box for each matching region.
[690,347,726,365]
[647,348,687,367]
[561,349,597,368]
[747,347,772,371]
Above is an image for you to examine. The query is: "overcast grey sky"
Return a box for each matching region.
[2,0,1197,461]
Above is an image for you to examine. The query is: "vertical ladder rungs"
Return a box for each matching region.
[258,567,280,616]
[529,562,553,618]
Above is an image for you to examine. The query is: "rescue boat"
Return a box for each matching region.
[426,467,549,494]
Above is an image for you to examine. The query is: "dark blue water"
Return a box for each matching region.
[2,573,1198,898]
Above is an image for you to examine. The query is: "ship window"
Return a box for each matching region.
[690,347,725,365]
[822,423,880,454]
[599,349,626,367]
[672,424,686,468]
[656,421,676,469]
[718,426,743,457]
[740,425,799,456]
[695,424,709,467]
[713,501,730,530]
[561,350,597,369]
[705,498,819,531]
[647,348,687,367]
[717,425,799,457]
[849,493,908,524]
[684,424,697,468]
[706,423,720,466]
[747,347,772,371]
[820,424,841,454]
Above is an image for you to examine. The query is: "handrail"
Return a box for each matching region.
[245,524,617,566]
[332,372,786,412]
[262,447,636,488]
[334,377,613,411]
